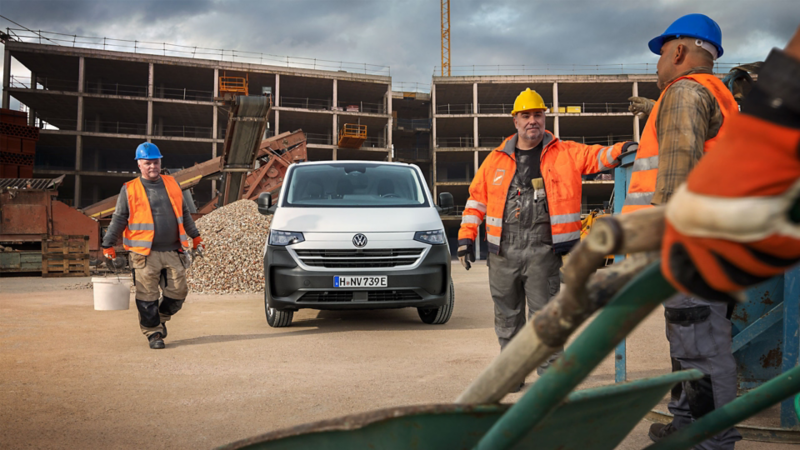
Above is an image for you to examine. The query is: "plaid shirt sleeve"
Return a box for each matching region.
[652,79,724,205]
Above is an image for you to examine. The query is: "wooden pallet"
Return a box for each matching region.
[41,235,90,277]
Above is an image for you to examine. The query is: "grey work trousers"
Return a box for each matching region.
[488,232,562,353]
[664,294,742,450]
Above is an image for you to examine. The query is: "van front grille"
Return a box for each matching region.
[298,290,422,303]
[294,248,424,268]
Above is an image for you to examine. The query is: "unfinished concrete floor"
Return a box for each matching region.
[0,262,794,449]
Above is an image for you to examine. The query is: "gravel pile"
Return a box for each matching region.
[187,199,272,294]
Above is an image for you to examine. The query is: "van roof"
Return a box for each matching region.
[296,160,411,167]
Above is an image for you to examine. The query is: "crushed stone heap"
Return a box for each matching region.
[187,199,271,294]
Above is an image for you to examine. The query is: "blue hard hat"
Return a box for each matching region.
[134,142,163,160]
[648,14,723,58]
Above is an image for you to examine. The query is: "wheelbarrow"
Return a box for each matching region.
[219,209,800,450]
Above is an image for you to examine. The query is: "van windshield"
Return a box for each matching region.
[284,163,429,208]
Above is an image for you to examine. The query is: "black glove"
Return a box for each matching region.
[457,243,475,270]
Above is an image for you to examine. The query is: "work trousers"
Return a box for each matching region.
[130,250,190,338]
[664,294,742,450]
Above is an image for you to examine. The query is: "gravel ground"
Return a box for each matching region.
[187,200,271,294]
[0,263,792,450]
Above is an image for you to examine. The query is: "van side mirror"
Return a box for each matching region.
[257,192,273,215]
[438,192,455,215]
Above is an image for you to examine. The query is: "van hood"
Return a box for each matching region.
[271,207,444,233]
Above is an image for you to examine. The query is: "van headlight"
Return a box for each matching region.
[414,230,445,245]
[269,230,305,246]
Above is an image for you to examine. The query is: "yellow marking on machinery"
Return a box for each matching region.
[180,175,203,186]
[91,206,117,218]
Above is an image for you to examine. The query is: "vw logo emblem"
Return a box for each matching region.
[352,233,368,248]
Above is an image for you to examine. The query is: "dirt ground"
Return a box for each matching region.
[0,262,794,449]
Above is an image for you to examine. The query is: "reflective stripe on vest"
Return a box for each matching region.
[461,215,481,225]
[122,175,191,256]
[622,74,738,214]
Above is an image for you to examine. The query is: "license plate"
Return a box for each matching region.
[334,276,387,288]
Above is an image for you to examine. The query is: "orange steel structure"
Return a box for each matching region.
[338,123,367,149]
[441,0,451,76]
[219,72,249,96]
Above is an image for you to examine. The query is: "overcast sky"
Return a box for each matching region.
[1,0,798,87]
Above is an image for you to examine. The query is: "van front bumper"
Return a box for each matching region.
[264,245,451,311]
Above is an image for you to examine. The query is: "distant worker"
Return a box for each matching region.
[457,88,636,389]
[662,26,800,303]
[620,14,741,449]
[102,142,203,350]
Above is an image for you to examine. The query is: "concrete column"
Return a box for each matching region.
[473,116,478,148]
[275,110,280,134]
[2,49,11,109]
[274,74,280,107]
[147,63,154,138]
[28,71,37,126]
[386,87,393,159]
[632,82,640,142]
[552,82,560,138]
[75,57,85,207]
[332,115,338,149]
[431,83,437,197]
[212,68,219,197]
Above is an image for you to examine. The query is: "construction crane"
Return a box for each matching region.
[441,0,450,76]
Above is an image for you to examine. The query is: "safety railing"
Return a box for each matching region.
[435,103,473,115]
[5,28,391,76]
[554,102,631,113]
[85,120,147,135]
[336,101,386,114]
[363,136,386,148]
[561,135,634,146]
[394,147,431,161]
[478,136,507,148]
[304,132,333,145]
[434,62,747,76]
[85,81,147,97]
[392,82,431,94]
[154,86,214,101]
[156,125,214,139]
[395,118,431,131]
[436,136,474,148]
[219,75,248,96]
[280,96,332,110]
[9,75,78,91]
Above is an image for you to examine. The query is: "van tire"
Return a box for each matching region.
[265,292,293,327]
[418,279,454,325]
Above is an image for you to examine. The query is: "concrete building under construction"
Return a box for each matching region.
[1,38,395,208]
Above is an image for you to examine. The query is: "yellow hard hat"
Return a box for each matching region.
[511,88,547,115]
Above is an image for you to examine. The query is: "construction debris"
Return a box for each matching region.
[187,199,271,294]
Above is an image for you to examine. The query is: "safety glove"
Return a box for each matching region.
[193,236,205,253]
[457,243,475,270]
[102,246,116,260]
[628,96,655,118]
[661,47,800,302]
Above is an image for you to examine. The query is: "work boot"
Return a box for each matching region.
[649,422,678,442]
[148,332,165,350]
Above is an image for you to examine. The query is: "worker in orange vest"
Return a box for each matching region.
[458,88,636,390]
[620,14,741,448]
[662,26,800,303]
[102,142,203,350]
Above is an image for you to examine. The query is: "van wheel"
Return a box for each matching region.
[265,291,293,327]
[418,279,454,325]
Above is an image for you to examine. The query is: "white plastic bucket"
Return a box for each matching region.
[92,276,132,311]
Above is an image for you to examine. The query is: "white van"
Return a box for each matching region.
[257,161,454,327]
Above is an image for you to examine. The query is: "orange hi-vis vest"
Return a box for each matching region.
[621,73,738,213]
[123,175,191,256]
[458,131,628,254]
